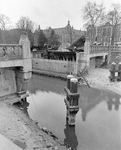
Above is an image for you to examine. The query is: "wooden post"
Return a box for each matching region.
[109,62,116,82]
[67,75,73,90]
[64,76,80,126]
[118,62,121,81]
[70,78,78,93]
[70,78,78,106]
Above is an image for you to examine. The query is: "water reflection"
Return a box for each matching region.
[78,86,121,121]
[78,86,104,122]
[28,74,66,95]
[64,119,78,150]
[27,74,121,150]
[29,75,121,124]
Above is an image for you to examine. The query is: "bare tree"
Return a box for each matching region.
[106,4,121,45]
[82,1,105,28]
[16,16,34,32]
[0,14,11,30]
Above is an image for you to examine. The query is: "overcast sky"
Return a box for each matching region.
[0,0,121,30]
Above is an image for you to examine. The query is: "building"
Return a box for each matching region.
[86,22,121,46]
[34,21,85,49]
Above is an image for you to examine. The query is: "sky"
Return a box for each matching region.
[0,0,121,30]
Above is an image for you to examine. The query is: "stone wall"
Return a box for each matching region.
[90,58,95,68]
[0,68,16,97]
[32,59,75,74]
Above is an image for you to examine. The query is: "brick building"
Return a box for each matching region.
[34,21,85,49]
[86,22,121,46]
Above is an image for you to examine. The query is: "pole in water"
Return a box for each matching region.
[64,77,80,126]
[70,78,79,106]
[70,78,78,93]
[118,62,121,81]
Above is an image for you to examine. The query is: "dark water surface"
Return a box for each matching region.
[27,74,121,150]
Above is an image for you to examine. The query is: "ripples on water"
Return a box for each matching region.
[19,74,121,150]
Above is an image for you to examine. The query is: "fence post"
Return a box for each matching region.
[109,62,116,82]
[118,62,121,81]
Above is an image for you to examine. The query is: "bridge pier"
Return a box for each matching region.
[15,70,31,98]
[75,37,90,74]
[0,32,32,103]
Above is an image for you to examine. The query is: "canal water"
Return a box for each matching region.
[26,74,121,150]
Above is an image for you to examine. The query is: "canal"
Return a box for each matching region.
[26,74,121,150]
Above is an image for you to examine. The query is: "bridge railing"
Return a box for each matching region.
[109,45,121,51]
[90,45,109,54]
[0,44,22,61]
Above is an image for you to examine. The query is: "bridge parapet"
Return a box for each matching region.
[0,44,22,61]
[0,32,32,71]
[109,45,121,52]
[90,45,109,54]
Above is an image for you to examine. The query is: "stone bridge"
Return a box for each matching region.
[78,38,121,70]
[32,37,120,76]
[77,38,109,70]
[0,32,32,103]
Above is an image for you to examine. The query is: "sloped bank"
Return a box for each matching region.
[0,100,68,150]
[85,68,121,96]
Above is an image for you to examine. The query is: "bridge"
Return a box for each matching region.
[83,38,121,69]
[0,32,32,104]
[33,37,118,76]
[78,38,109,70]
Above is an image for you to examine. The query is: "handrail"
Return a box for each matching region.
[0,44,22,47]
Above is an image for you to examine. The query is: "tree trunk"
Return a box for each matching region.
[111,25,116,45]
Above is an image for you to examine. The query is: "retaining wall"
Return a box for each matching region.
[32,58,76,74]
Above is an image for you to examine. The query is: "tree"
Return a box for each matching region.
[16,16,34,32]
[37,29,47,49]
[47,29,60,49]
[0,14,11,30]
[16,16,34,46]
[106,4,121,45]
[82,2,105,28]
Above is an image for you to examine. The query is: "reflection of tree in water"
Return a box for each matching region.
[78,86,104,122]
[64,119,78,150]
[28,74,66,95]
[78,86,121,121]
[106,96,121,111]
